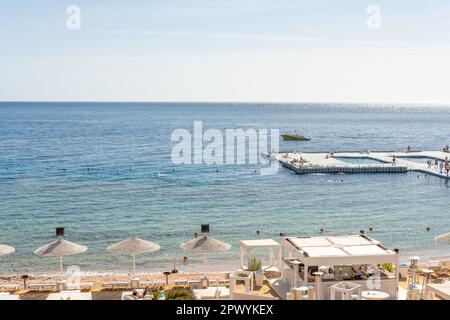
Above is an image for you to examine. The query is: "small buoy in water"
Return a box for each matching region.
[256,230,260,235]
[368,227,373,232]
[320,227,325,233]
[426,226,431,232]
[279,232,286,237]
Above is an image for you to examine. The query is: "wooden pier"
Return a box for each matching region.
[269,150,450,179]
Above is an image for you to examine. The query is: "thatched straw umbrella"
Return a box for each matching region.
[34,238,87,278]
[0,244,15,256]
[180,235,231,264]
[107,237,160,276]
[435,232,450,244]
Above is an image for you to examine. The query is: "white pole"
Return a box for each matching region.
[303,262,309,284]
[292,261,300,288]
[60,256,64,279]
[240,244,244,270]
[395,253,400,299]
[132,255,136,276]
[269,247,274,268]
[280,240,285,279]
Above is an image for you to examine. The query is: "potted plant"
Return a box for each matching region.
[249,257,264,287]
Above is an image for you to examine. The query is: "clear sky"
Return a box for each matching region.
[1,0,450,103]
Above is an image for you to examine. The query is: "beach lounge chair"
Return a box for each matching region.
[27,283,57,291]
[66,282,94,290]
[102,281,131,289]
[174,280,188,286]
[189,281,203,290]
[138,280,164,287]
[0,283,20,291]
[192,286,230,300]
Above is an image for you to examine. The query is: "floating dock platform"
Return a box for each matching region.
[269,150,450,179]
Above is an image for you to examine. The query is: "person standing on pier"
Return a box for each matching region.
[435,159,439,169]
[439,161,444,173]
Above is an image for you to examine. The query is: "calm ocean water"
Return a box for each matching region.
[0,102,449,275]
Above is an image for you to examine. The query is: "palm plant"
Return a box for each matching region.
[248,257,262,272]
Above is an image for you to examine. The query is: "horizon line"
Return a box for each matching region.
[1,100,450,106]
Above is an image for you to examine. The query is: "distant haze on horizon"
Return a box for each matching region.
[1,0,450,104]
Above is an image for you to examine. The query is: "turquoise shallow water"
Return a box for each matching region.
[333,157,386,165]
[0,102,449,274]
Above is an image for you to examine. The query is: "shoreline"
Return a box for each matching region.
[1,253,450,282]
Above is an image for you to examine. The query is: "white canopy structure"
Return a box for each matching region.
[240,239,281,271]
[280,234,400,299]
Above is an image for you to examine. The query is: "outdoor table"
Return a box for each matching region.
[361,290,390,300]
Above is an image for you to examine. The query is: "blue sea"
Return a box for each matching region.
[0,102,449,275]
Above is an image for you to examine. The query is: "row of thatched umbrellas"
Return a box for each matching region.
[0,234,231,278]
[1,232,449,277]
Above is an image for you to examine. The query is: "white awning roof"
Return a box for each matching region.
[303,246,347,257]
[284,235,397,265]
[342,245,387,255]
[240,239,280,248]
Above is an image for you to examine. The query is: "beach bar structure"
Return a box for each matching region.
[240,239,281,272]
[279,235,400,299]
